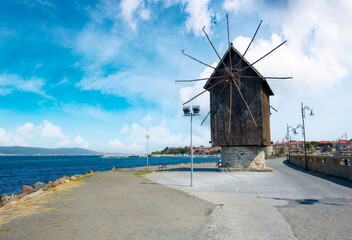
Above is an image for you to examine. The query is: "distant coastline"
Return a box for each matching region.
[0,146,102,156]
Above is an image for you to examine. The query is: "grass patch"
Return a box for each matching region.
[0,226,19,233]
[44,208,56,212]
[205,208,213,216]
[133,170,153,176]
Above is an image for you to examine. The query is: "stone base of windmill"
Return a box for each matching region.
[218,146,273,172]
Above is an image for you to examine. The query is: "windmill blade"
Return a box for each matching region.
[201,81,228,125]
[183,79,225,105]
[235,20,263,69]
[202,27,232,75]
[228,80,233,134]
[233,77,278,112]
[182,50,218,71]
[226,14,232,71]
[230,78,258,127]
[240,76,292,80]
[239,41,287,74]
[175,75,225,82]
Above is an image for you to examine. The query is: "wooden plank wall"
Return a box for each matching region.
[209,49,271,146]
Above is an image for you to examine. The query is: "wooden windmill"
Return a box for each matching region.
[177,15,291,171]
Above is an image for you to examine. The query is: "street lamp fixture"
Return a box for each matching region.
[183,105,200,187]
[284,124,296,161]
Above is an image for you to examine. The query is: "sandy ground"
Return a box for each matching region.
[0,168,214,240]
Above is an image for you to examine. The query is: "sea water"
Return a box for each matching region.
[0,155,219,196]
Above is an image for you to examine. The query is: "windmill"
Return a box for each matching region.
[177,15,291,171]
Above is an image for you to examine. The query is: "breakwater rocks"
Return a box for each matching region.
[0,170,95,208]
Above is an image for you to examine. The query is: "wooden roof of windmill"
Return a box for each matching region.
[204,45,274,96]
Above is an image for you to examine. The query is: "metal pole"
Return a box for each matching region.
[145,134,149,168]
[286,124,290,162]
[190,114,193,187]
[301,103,308,170]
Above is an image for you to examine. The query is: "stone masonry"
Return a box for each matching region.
[218,146,273,172]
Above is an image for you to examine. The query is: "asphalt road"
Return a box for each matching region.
[146,158,352,240]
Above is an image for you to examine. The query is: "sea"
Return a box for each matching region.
[0,155,219,196]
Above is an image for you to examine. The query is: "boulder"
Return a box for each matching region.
[70,176,77,180]
[17,193,26,199]
[33,182,47,190]
[8,195,18,205]
[0,194,9,207]
[85,170,93,175]
[52,176,69,187]
[22,185,34,195]
[20,189,44,201]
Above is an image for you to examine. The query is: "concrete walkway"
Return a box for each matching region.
[146,158,352,240]
[0,171,214,240]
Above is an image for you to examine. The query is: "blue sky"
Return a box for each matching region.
[0,0,351,153]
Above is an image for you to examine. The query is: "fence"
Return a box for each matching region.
[289,154,352,181]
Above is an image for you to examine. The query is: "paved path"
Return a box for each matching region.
[0,171,214,240]
[146,158,352,240]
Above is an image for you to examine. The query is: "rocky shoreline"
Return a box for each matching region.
[0,170,94,208]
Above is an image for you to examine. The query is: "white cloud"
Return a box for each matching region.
[109,138,144,153]
[109,117,211,154]
[183,0,214,36]
[0,128,27,146]
[119,0,152,30]
[75,25,121,63]
[57,139,71,147]
[40,120,68,140]
[140,114,153,126]
[179,63,217,119]
[120,124,130,134]
[16,122,35,139]
[227,0,351,96]
[222,0,256,14]
[0,73,46,96]
[74,135,89,148]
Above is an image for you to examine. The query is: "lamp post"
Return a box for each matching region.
[284,124,295,162]
[292,103,314,170]
[183,105,200,187]
[145,134,150,168]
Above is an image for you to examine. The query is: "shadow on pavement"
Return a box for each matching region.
[259,196,347,206]
[283,159,352,189]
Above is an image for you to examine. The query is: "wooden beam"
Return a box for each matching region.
[239,41,287,73]
[201,81,228,125]
[235,20,262,69]
[183,79,225,105]
[230,77,258,127]
[233,77,278,112]
[226,14,232,71]
[175,75,225,82]
[202,27,232,75]
[228,80,233,134]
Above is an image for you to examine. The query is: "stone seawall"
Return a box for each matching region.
[218,146,272,172]
[289,154,352,181]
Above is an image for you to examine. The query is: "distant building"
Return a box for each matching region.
[193,146,221,154]
[272,141,304,154]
